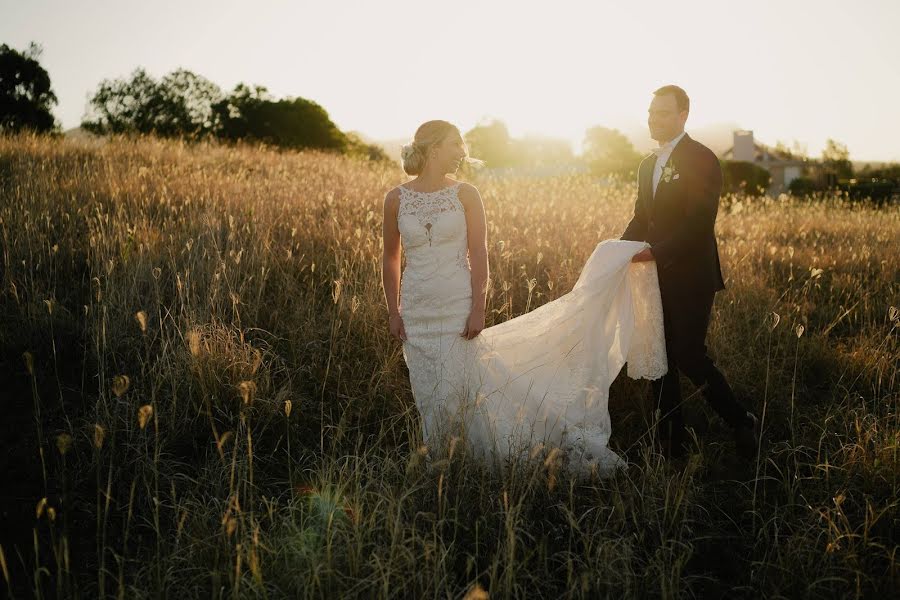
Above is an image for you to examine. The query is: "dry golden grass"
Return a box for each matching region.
[0,133,897,598]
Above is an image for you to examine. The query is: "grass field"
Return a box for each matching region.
[0,134,897,599]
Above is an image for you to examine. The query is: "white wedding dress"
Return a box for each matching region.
[397,183,667,476]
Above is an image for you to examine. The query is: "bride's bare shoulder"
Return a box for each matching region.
[383,186,402,212]
[456,182,483,207]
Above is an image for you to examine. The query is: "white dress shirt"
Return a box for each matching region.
[652,131,687,198]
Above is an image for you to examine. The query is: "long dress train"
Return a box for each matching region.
[397,183,666,476]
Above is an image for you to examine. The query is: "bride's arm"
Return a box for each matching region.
[382,189,406,341]
[459,183,488,339]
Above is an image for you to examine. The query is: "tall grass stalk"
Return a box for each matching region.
[1,134,896,598]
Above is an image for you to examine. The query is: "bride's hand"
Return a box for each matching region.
[461,308,485,340]
[389,312,407,342]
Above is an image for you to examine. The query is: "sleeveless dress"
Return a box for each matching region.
[397,182,667,476]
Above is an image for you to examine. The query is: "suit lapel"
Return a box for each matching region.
[652,133,691,210]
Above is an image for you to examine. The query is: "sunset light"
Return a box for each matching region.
[3,0,899,159]
[2,2,898,597]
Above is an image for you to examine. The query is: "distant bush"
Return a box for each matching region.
[583,126,641,177]
[212,84,347,151]
[788,177,821,196]
[83,68,223,138]
[83,68,379,157]
[858,162,900,180]
[788,176,898,203]
[463,121,575,170]
[720,160,771,196]
[345,132,392,163]
[838,179,898,203]
[464,120,517,168]
[822,138,853,180]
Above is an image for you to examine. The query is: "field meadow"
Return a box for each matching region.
[0,134,897,599]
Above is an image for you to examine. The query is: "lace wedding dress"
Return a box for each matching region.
[397,182,667,476]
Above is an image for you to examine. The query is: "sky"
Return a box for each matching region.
[2,0,899,161]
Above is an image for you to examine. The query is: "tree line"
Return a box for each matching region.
[0,41,693,179]
[0,42,387,161]
[462,119,644,178]
[2,41,897,199]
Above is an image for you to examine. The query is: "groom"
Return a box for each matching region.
[622,85,759,459]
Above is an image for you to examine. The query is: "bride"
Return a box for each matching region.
[381,120,667,476]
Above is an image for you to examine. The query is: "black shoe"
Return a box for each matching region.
[734,412,760,460]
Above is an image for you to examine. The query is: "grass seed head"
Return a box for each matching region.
[216,431,233,454]
[463,583,491,600]
[135,310,147,333]
[186,329,202,357]
[238,381,256,405]
[224,516,237,537]
[93,424,106,449]
[111,375,130,398]
[138,405,153,429]
[449,436,459,461]
[36,497,48,519]
[56,433,73,455]
[0,543,9,587]
[543,446,561,468]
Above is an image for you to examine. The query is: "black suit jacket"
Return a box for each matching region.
[622,133,726,298]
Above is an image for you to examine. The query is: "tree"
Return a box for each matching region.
[791,140,809,160]
[212,83,347,151]
[82,68,157,134]
[157,69,224,136]
[582,126,641,177]
[0,42,58,133]
[464,120,516,168]
[858,162,900,181]
[82,68,224,138]
[772,140,810,161]
[345,132,391,163]
[516,136,574,167]
[83,68,356,153]
[821,138,853,183]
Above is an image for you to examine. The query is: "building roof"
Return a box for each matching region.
[720,142,809,167]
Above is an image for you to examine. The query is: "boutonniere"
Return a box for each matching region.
[661,161,680,183]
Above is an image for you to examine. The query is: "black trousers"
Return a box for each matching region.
[652,288,749,439]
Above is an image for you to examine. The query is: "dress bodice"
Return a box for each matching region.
[397,183,470,275]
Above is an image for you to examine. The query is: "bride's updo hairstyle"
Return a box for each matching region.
[400,120,464,176]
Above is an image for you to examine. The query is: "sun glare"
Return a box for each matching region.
[1,0,898,159]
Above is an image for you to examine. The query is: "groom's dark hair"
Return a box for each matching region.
[654,85,690,113]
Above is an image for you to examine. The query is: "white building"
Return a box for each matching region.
[721,130,808,194]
